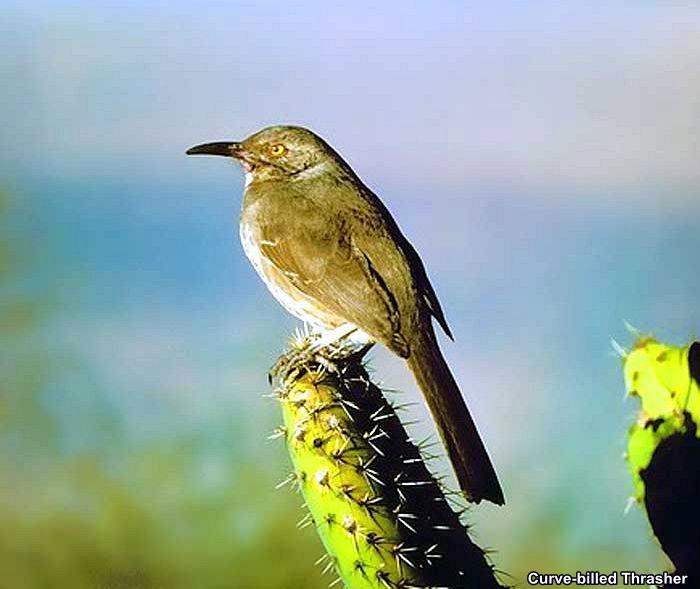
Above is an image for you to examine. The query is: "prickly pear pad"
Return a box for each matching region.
[624,337,700,501]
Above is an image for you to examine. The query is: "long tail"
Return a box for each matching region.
[406,328,505,505]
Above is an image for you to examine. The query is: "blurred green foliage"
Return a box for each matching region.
[0,189,327,588]
[0,454,331,588]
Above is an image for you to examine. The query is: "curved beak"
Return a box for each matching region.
[186,141,244,158]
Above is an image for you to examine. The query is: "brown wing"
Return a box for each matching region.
[257,218,410,356]
[351,186,453,340]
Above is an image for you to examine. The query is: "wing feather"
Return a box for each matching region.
[257,224,407,354]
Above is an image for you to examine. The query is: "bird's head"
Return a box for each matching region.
[186,125,336,182]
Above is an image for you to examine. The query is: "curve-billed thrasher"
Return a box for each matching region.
[187,126,504,505]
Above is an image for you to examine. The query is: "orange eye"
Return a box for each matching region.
[269,144,287,157]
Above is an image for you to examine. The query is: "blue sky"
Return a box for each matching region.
[3,1,700,194]
[2,0,699,575]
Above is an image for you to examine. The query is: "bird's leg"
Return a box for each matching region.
[309,323,359,354]
[309,324,376,375]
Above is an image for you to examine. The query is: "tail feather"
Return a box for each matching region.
[407,329,505,505]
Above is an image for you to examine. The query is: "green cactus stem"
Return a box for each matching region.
[623,336,700,580]
[270,338,503,589]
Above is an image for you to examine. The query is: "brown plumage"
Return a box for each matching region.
[187,126,504,505]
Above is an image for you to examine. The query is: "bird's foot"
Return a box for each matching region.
[268,332,374,384]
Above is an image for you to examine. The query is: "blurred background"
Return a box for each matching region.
[2,2,699,587]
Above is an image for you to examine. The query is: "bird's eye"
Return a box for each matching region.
[269,144,287,157]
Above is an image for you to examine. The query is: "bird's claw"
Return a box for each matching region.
[268,333,370,383]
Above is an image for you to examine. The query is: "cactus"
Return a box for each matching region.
[623,335,700,580]
[623,337,700,501]
[270,337,503,589]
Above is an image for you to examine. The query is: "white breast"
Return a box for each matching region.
[239,221,326,327]
[239,221,265,277]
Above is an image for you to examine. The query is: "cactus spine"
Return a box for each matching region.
[272,339,503,589]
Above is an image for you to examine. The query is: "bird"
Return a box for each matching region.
[186,125,504,505]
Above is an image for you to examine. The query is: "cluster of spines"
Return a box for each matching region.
[271,342,503,589]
